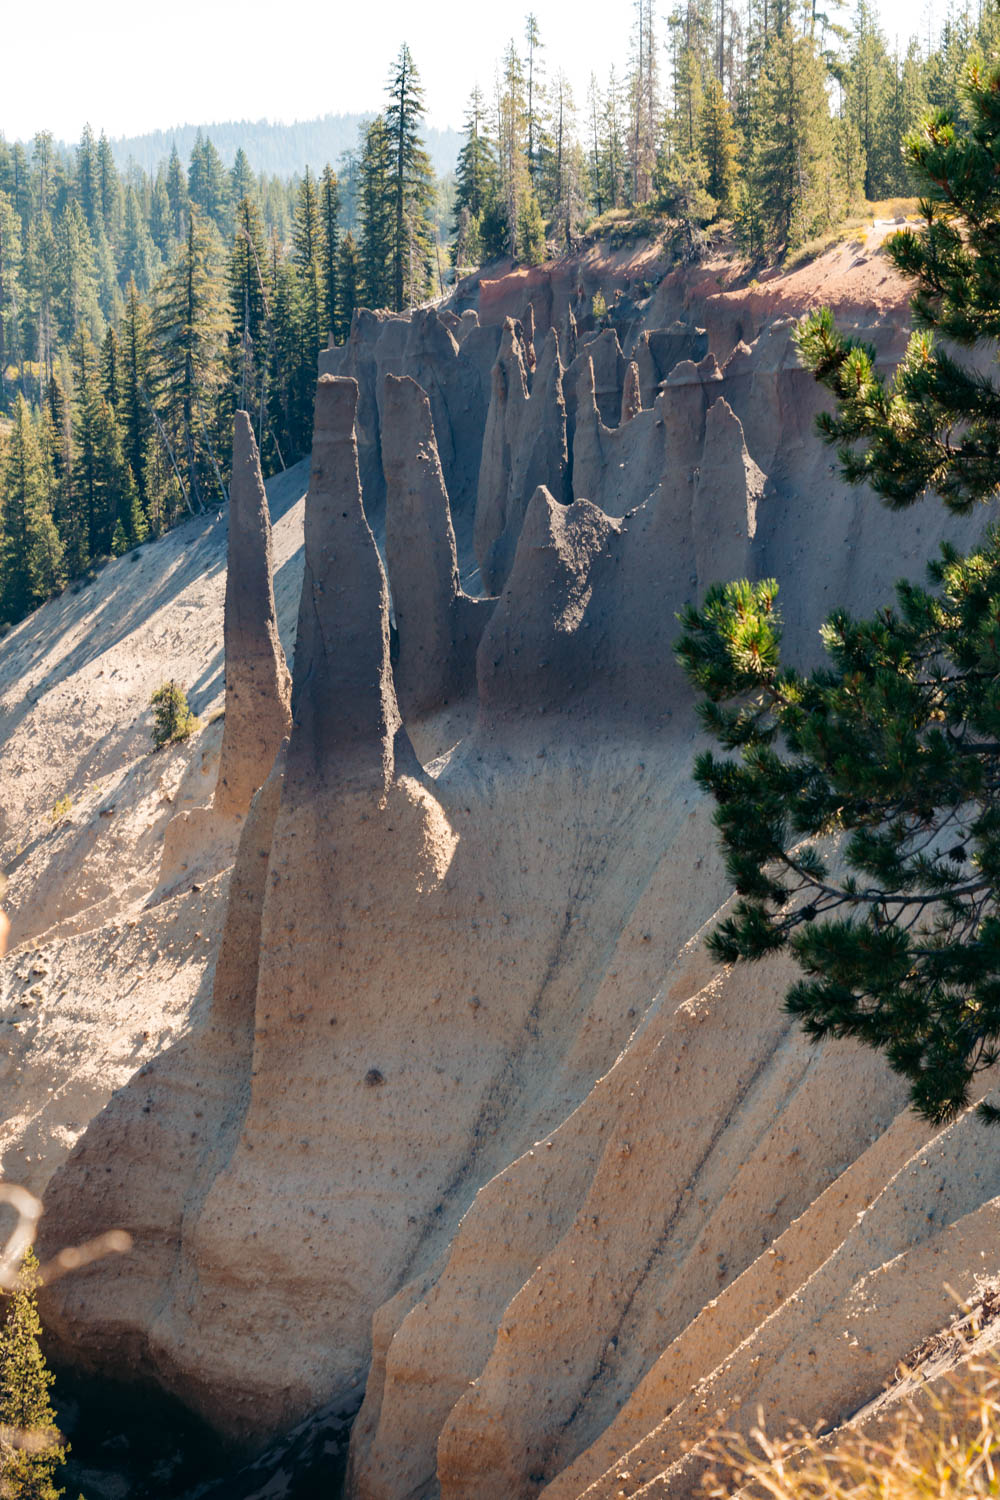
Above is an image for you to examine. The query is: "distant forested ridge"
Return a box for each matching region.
[99,114,462,182]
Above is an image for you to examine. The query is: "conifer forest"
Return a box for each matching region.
[0,3,993,631]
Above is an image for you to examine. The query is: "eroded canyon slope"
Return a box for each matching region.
[3,225,998,1499]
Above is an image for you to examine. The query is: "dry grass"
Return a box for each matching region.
[703,1348,1000,1499]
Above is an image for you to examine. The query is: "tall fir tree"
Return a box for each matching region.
[0,396,64,623]
[357,116,393,309]
[385,44,435,311]
[318,164,342,343]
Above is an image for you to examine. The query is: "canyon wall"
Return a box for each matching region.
[1,234,995,1498]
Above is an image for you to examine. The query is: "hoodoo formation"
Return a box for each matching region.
[0,223,997,1500]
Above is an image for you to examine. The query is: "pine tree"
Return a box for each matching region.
[96,132,123,243]
[121,185,162,293]
[229,197,271,421]
[384,44,435,311]
[0,1248,67,1500]
[628,0,660,202]
[497,41,533,257]
[165,145,189,239]
[188,134,229,232]
[0,396,64,624]
[337,230,360,336]
[151,211,230,509]
[454,88,500,265]
[75,124,99,231]
[53,201,101,343]
[119,276,154,523]
[524,14,546,181]
[678,61,1000,1127]
[699,73,740,213]
[149,174,173,256]
[318,164,341,342]
[357,117,393,309]
[229,148,256,213]
[0,191,23,410]
[755,24,838,247]
[100,325,121,408]
[292,166,323,356]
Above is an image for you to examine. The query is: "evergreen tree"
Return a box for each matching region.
[53,201,101,343]
[229,148,256,212]
[0,1248,67,1500]
[96,131,123,243]
[119,276,154,520]
[149,174,173,256]
[100,325,121,408]
[188,133,229,232]
[121,185,162,293]
[337,230,360,336]
[755,24,839,247]
[318,165,341,342]
[229,196,272,418]
[75,123,98,231]
[453,88,500,264]
[384,44,435,311]
[678,62,1000,1126]
[292,166,323,354]
[165,145,189,239]
[357,116,393,309]
[497,41,533,257]
[0,396,64,623]
[628,0,660,201]
[699,73,740,213]
[525,14,546,180]
[151,211,230,509]
[0,191,23,410]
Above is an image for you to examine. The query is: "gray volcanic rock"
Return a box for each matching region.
[382,374,493,718]
[692,397,767,601]
[620,361,641,425]
[476,487,621,716]
[289,376,416,781]
[571,329,625,428]
[634,322,709,407]
[322,308,499,548]
[214,412,292,818]
[475,322,569,594]
[320,309,406,517]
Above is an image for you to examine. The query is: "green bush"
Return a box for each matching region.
[150,681,198,749]
[0,1247,67,1500]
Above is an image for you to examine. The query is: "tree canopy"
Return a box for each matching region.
[677,61,1000,1126]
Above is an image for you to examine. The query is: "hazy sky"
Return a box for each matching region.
[6,0,945,145]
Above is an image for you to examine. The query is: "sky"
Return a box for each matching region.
[5,0,945,146]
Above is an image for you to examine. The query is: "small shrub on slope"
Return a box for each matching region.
[150,681,198,749]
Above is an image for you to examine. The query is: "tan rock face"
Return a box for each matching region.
[215,412,292,818]
[14,242,1000,1500]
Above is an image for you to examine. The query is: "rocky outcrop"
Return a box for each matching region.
[381,373,492,718]
[321,307,501,548]
[476,487,621,717]
[215,412,292,818]
[621,360,641,425]
[475,322,569,593]
[634,322,709,407]
[692,397,766,600]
